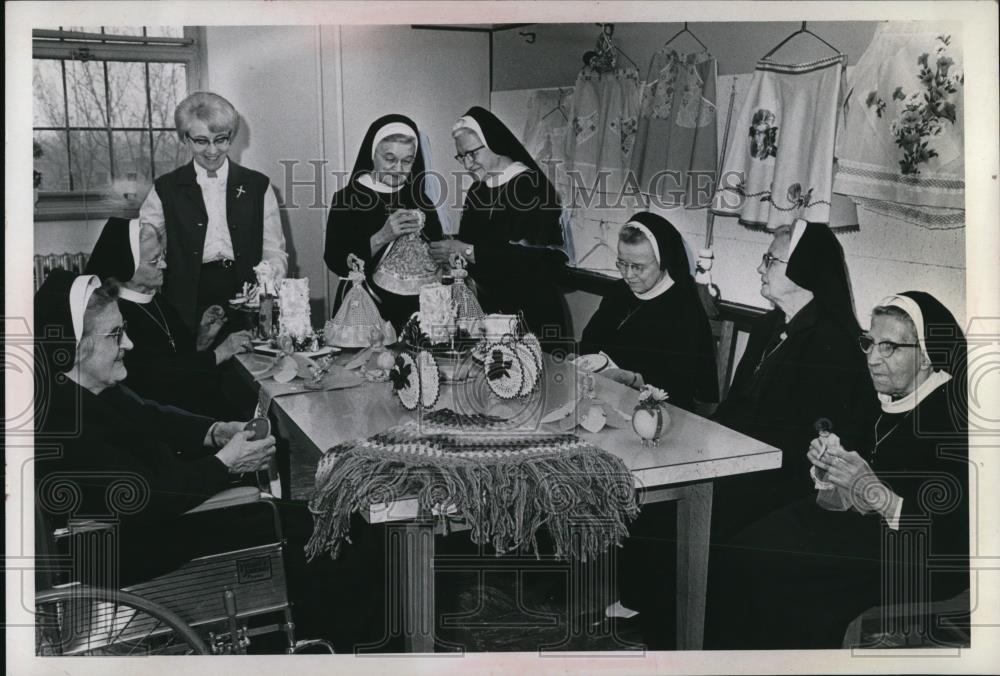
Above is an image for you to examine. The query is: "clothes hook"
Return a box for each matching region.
[518,30,536,44]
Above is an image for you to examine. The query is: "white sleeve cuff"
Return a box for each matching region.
[262,185,288,277]
[885,496,903,531]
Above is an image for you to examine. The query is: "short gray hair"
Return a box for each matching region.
[174,91,240,139]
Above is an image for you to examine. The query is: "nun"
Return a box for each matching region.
[432,106,569,339]
[706,292,969,649]
[33,270,276,585]
[85,217,253,418]
[34,271,394,651]
[710,220,878,539]
[324,113,444,330]
[580,212,718,411]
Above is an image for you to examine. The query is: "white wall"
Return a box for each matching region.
[492,71,966,337]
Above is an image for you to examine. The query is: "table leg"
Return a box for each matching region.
[399,520,436,653]
[675,481,713,650]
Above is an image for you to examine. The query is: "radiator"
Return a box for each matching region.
[34,252,91,292]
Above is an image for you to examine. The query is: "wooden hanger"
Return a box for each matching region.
[762,21,842,60]
[663,22,709,51]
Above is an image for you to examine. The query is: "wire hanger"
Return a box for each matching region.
[541,87,570,122]
[762,21,842,60]
[663,22,708,51]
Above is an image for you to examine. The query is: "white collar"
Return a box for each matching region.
[119,286,155,304]
[879,369,951,413]
[485,161,529,188]
[633,271,675,300]
[358,172,403,194]
[193,157,229,182]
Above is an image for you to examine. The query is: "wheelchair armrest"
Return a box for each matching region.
[184,486,262,515]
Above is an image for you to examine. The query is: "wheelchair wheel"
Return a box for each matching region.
[36,585,209,655]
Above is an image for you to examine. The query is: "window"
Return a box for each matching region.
[33,26,203,220]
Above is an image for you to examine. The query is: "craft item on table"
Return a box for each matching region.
[571,351,619,374]
[631,384,671,446]
[564,32,640,198]
[417,283,457,345]
[253,260,279,297]
[631,48,718,207]
[541,371,631,434]
[306,408,639,562]
[372,209,441,294]
[231,281,262,309]
[712,54,846,230]
[834,23,964,229]
[483,343,525,400]
[326,255,397,348]
[389,350,440,411]
[448,254,484,335]
[276,277,321,352]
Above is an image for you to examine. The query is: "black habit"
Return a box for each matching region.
[706,379,969,649]
[580,212,717,411]
[455,106,570,340]
[711,222,877,539]
[324,114,443,330]
[85,217,248,419]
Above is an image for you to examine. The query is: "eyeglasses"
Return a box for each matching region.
[454,145,486,164]
[858,334,920,358]
[761,252,789,268]
[186,133,232,149]
[97,321,128,347]
[615,259,654,276]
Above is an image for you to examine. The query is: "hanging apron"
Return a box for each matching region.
[712,54,846,230]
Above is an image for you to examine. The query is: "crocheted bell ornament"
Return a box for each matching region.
[325,255,397,348]
[371,210,440,295]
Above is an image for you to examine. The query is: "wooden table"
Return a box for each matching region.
[236,351,780,652]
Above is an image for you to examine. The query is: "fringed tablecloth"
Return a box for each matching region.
[306,409,638,562]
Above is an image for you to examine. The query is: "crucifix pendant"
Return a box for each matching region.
[168,337,176,352]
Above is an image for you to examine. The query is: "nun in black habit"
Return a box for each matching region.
[706,291,969,649]
[710,220,878,540]
[580,211,718,411]
[84,217,253,419]
[432,106,569,340]
[33,270,393,651]
[324,114,443,330]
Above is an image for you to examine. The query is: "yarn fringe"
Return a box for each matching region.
[306,409,639,563]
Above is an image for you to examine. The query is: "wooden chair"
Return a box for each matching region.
[34,253,91,292]
[695,318,737,417]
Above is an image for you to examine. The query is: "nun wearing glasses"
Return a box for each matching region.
[139,91,288,334]
[707,292,969,649]
[84,217,253,419]
[579,211,718,412]
[710,220,878,541]
[323,113,443,330]
[431,106,569,339]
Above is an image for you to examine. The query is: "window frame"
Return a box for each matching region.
[32,26,206,222]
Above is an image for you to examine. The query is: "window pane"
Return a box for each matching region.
[33,59,66,127]
[153,130,189,176]
[34,131,71,191]
[111,131,152,196]
[69,130,112,192]
[61,26,104,35]
[148,62,187,127]
[145,26,184,38]
[66,61,108,128]
[108,61,148,127]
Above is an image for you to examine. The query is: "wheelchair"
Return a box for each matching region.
[35,486,335,656]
